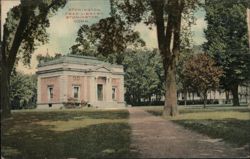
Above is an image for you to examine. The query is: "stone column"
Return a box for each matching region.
[84,76,87,101]
[89,76,96,102]
[119,76,125,103]
[106,76,112,102]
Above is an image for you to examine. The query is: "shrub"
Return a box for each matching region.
[63,97,90,108]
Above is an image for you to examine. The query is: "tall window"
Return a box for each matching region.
[73,86,80,99]
[112,87,116,100]
[48,86,53,100]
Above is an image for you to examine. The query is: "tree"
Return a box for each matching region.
[203,0,250,106]
[36,53,62,64]
[113,0,198,116]
[123,49,164,105]
[0,0,67,118]
[10,72,37,109]
[181,53,223,108]
[70,6,145,65]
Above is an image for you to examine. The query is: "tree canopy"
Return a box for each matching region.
[111,0,199,116]
[203,0,250,106]
[70,14,145,64]
[10,72,37,109]
[1,0,67,118]
[123,49,164,105]
[181,53,223,107]
[36,53,62,64]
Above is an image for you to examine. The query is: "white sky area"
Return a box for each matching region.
[1,0,207,74]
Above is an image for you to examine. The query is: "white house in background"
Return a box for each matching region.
[177,85,250,105]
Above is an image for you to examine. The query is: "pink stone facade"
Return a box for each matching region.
[112,78,121,102]
[40,76,60,103]
[67,76,88,101]
[36,55,125,109]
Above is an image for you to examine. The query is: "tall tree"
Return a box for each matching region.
[113,0,198,116]
[70,15,145,65]
[181,53,223,108]
[123,49,164,105]
[204,0,250,106]
[0,0,67,118]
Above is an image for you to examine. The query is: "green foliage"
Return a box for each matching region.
[70,15,145,64]
[112,0,200,116]
[181,53,223,106]
[1,0,67,117]
[203,0,250,90]
[3,0,67,66]
[36,53,62,64]
[123,49,164,105]
[9,72,37,109]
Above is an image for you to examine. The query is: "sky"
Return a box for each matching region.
[1,0,207,74]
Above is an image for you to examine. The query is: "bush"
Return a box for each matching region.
[63,97,90,108]
[178,99,219,105]
[129,99,219,106]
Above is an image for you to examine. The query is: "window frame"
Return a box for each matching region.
[47,86,54,101]
[72,85,80,100]
[112,87,117,101]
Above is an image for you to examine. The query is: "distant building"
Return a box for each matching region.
[36,54,125,109]
[177,85,250,105]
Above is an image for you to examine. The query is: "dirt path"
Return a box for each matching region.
[128,108,249,158]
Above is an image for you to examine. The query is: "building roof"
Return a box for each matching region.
[37,54,122,68]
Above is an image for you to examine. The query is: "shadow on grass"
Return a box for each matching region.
[174,119,250,147]
[146,109,250,148]
[146,108,250,116]
[9,110,129,122]
[1,110,138,159]
[2,122,137,159]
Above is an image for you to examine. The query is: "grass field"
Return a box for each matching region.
[144,105,250,147]
[1,109,138,159]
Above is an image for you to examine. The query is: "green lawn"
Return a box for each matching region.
[144,106,250,147]
[1,109,138,159]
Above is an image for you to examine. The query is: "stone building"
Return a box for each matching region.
[36,54,125,109]
[177,85,250,105]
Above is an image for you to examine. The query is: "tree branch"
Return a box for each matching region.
[1,24,8,64]
[7,0,61,74]
[7,6,30,75]
[150,0,166,53]
[172,0,184,57]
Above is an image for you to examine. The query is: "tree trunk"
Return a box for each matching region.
[225,90,229,104]
[192,93,195,104]
[231,84,240,106]
[148,96,151,105]
[184,90,187,106]
[150,0,183,116]
[203,92,207,108]
[1,65,11,118]
[163,62,178,116]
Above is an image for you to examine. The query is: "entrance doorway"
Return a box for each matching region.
[97,84,103,101]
